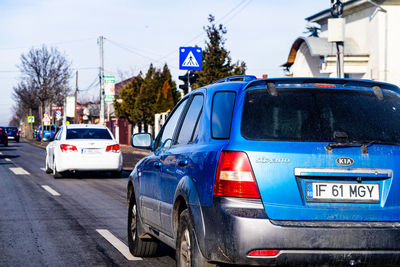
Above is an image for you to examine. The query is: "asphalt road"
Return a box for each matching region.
[0,140,175,266]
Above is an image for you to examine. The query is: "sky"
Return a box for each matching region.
[0,0,329,126]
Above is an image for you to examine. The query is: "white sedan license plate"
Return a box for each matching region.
[82,148,101,155]
[306,182,380,203]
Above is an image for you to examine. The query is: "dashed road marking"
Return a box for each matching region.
[0,152,2,154]
[5,158,11,162]
[41,185,61,196]
[96,229,142,261]
[40,168,46,172]
[9,167,30,175]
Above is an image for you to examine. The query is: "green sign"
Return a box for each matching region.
[104,76,115,103]
[105,95,115,102]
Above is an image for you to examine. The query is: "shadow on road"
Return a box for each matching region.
[53,170,132,179]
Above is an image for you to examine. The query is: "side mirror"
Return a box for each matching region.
[131,133,153,150]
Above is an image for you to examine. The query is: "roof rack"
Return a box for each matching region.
[213,75,257,84]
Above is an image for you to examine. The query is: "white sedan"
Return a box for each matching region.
[45,124,123,178]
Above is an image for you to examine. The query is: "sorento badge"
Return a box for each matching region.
[336,157,354,166]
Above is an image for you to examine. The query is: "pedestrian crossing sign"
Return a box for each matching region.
[179,47,202,71]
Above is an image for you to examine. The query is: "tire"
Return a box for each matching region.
[53,160,63,178]
[127,192,159,257]
[176,210,214,267]
[45,156,52,174]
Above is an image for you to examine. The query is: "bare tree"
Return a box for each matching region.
[15,45,72,123]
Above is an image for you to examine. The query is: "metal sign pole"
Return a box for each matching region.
[187,71,191,93]
[99,36,105,125]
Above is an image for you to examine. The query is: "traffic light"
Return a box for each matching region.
[178,73,189,94]
[178,71,199,95]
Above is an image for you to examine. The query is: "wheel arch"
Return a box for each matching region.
[173,176,207,252]
[127,180,133,205]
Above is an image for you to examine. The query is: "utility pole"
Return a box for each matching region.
[329,0,345,78]
[63,78,67,124]
[74,70,78,124]
[99,36,105,125]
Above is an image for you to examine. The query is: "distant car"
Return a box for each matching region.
[6,126,20,142]
[127,76,400,266]
[37,124,56,141]
[0,127,8,147]
[33,128,38,139]
[45,124,123,178]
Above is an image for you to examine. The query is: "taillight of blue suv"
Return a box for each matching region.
[214,151,261,198]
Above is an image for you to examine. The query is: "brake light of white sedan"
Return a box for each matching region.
[60,144,78,152]
[106,144,120,153]
[214,151,261,199]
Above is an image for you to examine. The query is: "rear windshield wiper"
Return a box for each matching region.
[325,140,400,154]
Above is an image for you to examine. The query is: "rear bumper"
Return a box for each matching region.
[57,152,122,172]
[197,197,400,266]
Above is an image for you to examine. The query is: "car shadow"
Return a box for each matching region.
[58,170,131,179]
[0,155,20,159]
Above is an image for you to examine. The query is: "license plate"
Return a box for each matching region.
[82,148,101,155]
[306,182,380,203]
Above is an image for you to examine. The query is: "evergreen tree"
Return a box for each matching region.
[113,72,143,129]
[304,25,321,37]
[156,64,179,113]
[114,64,179,133]
[155,80,175,113]
[195,14,246,88]
[133,64,160,132]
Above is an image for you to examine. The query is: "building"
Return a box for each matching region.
[283,0,400,86]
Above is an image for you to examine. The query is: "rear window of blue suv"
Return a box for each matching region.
[242,86,400,142]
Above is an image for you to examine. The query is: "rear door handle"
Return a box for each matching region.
[178,159,189,167]
[153,161,162,168]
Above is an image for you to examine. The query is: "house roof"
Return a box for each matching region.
[305,0,385,22]
[282,37,368,68]
[115,76,136,96]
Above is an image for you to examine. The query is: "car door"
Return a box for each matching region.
[48,127,63,169]
[139,98,189,228]
[159,94,204,236]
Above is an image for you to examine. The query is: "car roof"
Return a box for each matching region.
[195,76,400,94]
[244,77,400,92]
[65,124,107,129]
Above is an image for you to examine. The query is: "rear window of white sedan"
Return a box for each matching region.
[66,128,112,140]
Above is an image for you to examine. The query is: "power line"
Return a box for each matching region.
[79,75,99,92]
[0,37,96,51]
[106,39,158,62]
[105,38,162,58]
[101,0,252,72]
[0,70,19,73]
[155,0,252,63]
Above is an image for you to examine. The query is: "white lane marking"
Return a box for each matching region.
[40,168,46,172]
[41,185,61,196]
[5,158,11,162]
[9,167,30,175]
[0,152,2,154]
[96,229,142,261]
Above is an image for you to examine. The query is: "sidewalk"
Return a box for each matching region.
[23,138,149,171]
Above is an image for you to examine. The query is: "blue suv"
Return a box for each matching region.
[128,76,400,266]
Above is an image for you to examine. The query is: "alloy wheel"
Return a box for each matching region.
[179,228,191,267]
[130,203,137,242]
